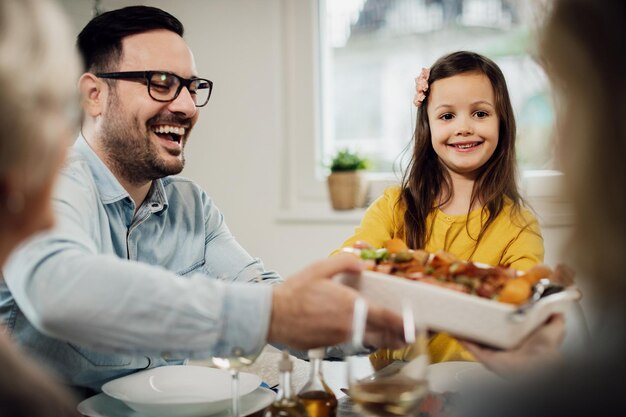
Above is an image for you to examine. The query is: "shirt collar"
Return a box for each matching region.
[73,134,169,212]
[144,178,169,214]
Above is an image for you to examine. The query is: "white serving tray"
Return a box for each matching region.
[335,270,581,349]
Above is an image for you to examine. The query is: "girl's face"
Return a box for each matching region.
[427,72,499,178]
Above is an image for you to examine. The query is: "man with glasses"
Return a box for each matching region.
[0,5,405,395]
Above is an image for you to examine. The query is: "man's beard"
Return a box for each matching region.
[100,92,188,185]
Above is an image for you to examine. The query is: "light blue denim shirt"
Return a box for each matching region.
[0,135,282,391]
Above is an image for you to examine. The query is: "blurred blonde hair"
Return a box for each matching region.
[0,0,79,194]
[539,0,626,299]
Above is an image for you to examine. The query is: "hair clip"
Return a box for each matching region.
[413,67,430,108]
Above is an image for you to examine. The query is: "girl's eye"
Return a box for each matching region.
[474,111,489,118]
[440,113,454,121]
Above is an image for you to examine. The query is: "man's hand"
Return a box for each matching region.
[268,255,405,350]
[461,314,566,377]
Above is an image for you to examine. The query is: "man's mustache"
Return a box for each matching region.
[147,114,192,128]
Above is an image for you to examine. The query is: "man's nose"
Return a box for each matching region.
[168,86,198,118]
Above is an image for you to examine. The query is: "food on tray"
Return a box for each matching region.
[343,239,568,305]
[498,278,531,305]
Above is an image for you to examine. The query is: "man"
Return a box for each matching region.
[0,5,404,394]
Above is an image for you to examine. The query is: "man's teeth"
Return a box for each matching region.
[153,125,186,136]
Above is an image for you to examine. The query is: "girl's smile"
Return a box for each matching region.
[447,141,484,151]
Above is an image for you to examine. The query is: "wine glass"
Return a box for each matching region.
[211,347,261,417]
[346,299,430,417]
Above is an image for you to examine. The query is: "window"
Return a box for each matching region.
[280,0,563,219]
[320,0,553,174]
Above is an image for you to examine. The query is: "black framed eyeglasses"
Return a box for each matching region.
[95,71,213,107]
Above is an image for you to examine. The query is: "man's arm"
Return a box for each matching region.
[4,233,273,359]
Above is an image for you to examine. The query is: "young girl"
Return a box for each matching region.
[333,51,544,367]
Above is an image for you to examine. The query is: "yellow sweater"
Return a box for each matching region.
[332,187,544,368]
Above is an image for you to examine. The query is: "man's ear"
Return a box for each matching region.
[79,73,106,117]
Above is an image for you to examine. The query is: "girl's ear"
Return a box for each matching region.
[78,73,106,117]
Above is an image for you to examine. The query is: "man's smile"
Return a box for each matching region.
[152,124,187,144]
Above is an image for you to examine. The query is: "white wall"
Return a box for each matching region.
[56,0,573,278]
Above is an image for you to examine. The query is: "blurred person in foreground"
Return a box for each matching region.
[0,4,405,396]
[0,0,80,415]
[454,0,625,415]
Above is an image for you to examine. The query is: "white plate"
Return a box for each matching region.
[336,270,581,349]
[78,387,275,417]
[101,366,261,417]
[427,361,500,393]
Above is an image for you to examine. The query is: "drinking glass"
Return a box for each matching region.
[212,347,261,417]
[346,299,430,417]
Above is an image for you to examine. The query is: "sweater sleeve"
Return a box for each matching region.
[500,208,545,271]
[329,187,402,256]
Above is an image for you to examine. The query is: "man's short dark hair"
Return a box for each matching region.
[77,5,184,72]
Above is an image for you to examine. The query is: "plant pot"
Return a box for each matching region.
[327,171,368,210]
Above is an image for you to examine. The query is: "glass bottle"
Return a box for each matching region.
[264,351,309,417]
[297,348,338,417]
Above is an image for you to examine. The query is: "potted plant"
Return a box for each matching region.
[327,149,369,210]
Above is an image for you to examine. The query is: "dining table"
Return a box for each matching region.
[77,346,465,417]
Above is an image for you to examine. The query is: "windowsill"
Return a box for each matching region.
[276,201,573,227]
[526,197,575,227]
[277,170,574,227]
[277,205,366,224]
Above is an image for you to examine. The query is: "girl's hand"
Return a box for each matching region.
[460,314,566,378]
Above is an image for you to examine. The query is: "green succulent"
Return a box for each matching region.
[329,149,369,172]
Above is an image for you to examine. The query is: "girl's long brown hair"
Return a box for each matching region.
[401,51,523,251]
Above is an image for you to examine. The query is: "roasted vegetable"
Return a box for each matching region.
[343,242,564,305]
